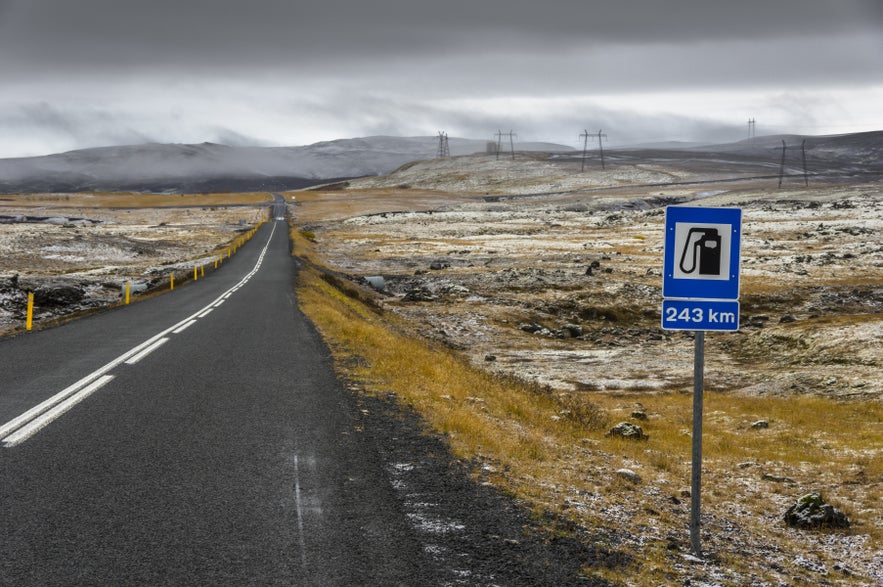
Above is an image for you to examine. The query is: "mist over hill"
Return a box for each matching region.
[0,136,571,194]
[0,132,878,194]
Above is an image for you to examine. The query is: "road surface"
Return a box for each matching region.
[0,213,597,586]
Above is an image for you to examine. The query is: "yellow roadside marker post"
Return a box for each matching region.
[26,292,34,331]
[125,282,131,304]
[194,266,198,281]
[170,274,175,291]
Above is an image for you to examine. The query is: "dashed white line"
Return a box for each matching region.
[172,320,197,334]
[124,338,170,365]
[0,222,280,447]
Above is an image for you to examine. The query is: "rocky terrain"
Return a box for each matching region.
[293,138,882,584]
[1,132,880,583]
[0,136,572,194]
[0,194,268,333]
[300,149,883,402]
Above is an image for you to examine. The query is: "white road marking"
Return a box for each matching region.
[293,454,308,568]
[2,375,115,447]
[197,308,214,318]
[0,223,279,446]
[124,338,169,365]
[172,320,197,334]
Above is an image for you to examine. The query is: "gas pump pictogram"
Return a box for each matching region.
[671,222,731,281]
[679,227,722,276]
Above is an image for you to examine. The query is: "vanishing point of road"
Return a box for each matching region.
[0,199,597,586]
[0,212,444,585]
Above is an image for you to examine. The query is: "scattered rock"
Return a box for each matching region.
[519,322,544,334]
[429,260,450,270]
[779,314,796,323]
[402,287,437,302]
[750,420,769,430]
[484,354,497,362]
[561,324,583,338]
[33,284,85,307]
[440,283,470,297]
[631,410,648,421]
[605,421,648,441]
[364,275,386,291]
[784,492,850,530]
[761,473,795,483]
[0,274,19,289]
[615,468,641,484]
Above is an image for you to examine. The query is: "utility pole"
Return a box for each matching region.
[747,118,756,141]
[436,131,450,158]
[801,139,808,187]
[597,129,607,170]
[580,130,590,171]
[778,140,787,188]
[494,130,517,160]
[777,139,809,188]
[580,129,608,170]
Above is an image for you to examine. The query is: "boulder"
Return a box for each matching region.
[784,492,850,530]
[402,287,436,302]
[33,284,85,307]
[519,322,544,334]
[605,421,648,441]
[615,469,642,484]
[364,275,386,291]
[561,324,583,338]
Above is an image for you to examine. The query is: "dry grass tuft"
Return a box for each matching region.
[296,261,883,585]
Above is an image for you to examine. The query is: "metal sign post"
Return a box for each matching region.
[690,331,705,554]
[662,206,742,557]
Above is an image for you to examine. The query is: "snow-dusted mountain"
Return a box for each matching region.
[0,136,573,193]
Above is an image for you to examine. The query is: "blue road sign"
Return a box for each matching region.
[663,207,742,300]
[662,299,740,332]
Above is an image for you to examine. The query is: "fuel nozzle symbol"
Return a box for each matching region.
[679,227,722,276]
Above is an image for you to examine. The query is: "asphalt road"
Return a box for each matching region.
[0,200,603,586]
[0,216,444,585]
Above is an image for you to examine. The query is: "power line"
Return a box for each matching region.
[436,131,449,158]
[494,130,517,160]
[777,139,809,188]
[579,129,608,170]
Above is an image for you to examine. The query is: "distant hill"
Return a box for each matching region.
[0,136,572,194]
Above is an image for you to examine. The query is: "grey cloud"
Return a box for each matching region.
[0,101,268,157]
[1,0,880,73]
[0,0,878,157]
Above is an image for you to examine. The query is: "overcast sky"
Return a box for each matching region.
[0,0,880,157]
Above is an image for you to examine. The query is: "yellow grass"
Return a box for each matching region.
[0,192,273,208]
[296,258,883,584]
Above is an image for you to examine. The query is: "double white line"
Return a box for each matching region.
[0,222,278,448]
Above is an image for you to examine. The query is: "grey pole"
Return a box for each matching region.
[690,330,705,556]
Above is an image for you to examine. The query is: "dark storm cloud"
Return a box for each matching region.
[1,0,880,74]
[0,0,879,156]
